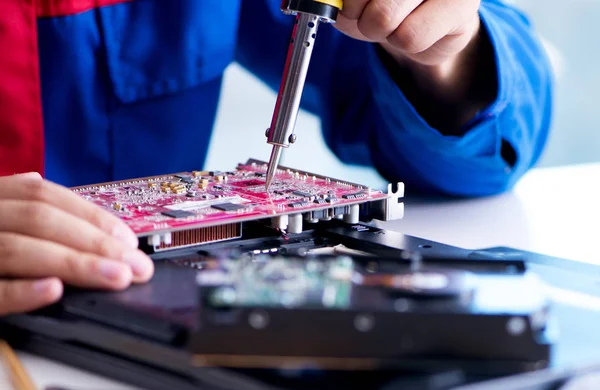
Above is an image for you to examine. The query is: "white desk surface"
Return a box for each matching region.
[386,162,600,266]
[14,162,600,390]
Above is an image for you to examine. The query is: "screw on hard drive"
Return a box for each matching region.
[394,298,412,312]
[354,314,375,332]
[506,317,527,336]
[248,310,270,330]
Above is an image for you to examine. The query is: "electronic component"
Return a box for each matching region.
[333,206,348,215]
[192,253,552,371]
[8,219,580,389]
[288,202,311,209]
[343,204,360,224]
[342,192,367,200]
[71,159,404,252]
[211,203,245,212]
[311,209,328,219]
[155,223,241,251]
[292,191,312,198]
[161,210,194,219]
[288,213,303,234]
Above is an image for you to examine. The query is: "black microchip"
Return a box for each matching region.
[161,210,195,219]
[292,191,312,198]
[212,202,245,212]
[326,198,339,203]
[180,177,194,184]
[313,199,327,205]
[255,173,266,177]
[209,171,223,177]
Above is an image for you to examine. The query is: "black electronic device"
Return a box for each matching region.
[192,251,551,373]
[6,218,600,390]
[3,161,600,389]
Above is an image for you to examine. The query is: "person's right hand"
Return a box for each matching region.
[0,172,154,316]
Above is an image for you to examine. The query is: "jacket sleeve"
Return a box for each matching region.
[235,0,553,196]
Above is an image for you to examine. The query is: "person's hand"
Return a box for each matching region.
[335,0,482,66]
[335,0,495,135]
[0,172,154,315]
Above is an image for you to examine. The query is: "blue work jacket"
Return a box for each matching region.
[34,0,552,196]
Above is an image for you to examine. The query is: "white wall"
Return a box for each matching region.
[514,0,600,168]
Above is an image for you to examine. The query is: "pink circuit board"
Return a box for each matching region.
[72,160,402,250]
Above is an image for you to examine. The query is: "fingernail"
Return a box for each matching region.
[34,278,58,294]
[98,259,128,281]
[33,278,63,302]
[112,224,138,249]
[122,250,153,277]
[17,172,42,180]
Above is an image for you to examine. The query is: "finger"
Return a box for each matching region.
[13,172,42,180]
[341,0,370,20]
[0,200,153,282]
[393,21,478,66]
[334,15,374,42]
[0,175,138,249]
[0,278,63,316]
[0,233,134,290]
[388,0,478,55]
[357,0,423,42]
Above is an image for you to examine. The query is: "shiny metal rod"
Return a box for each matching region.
[265,145,282,190]
[265,12,321,191]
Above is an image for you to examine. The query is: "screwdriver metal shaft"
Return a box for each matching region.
[265,12,320,190]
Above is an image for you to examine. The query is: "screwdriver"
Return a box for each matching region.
[265,0,344,191]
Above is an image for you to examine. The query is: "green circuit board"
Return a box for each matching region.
[197,256,355,310]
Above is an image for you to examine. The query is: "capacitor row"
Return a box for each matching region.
[271,204,360,234]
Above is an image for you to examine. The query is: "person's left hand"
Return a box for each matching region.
[334,0,482,66]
